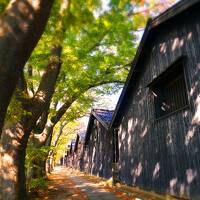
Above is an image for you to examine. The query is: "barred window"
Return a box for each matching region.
[149,62,188,119]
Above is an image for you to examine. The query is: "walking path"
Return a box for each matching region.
[30,166,181,200]
[69,175,120,200]
[30,167,122,200]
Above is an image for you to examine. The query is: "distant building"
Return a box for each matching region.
[73,132,86,169]
[80,109,113,179]
[66,139,76,167]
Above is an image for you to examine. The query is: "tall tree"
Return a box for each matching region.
[0,47,61,199]
[0,1,101,199]
[0,0,55,132]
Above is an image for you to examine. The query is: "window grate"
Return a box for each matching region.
[150,63,188,119]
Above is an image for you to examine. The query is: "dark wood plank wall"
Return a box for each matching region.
[117,6,200,199]
[79,144,89,172]
[72,143,83,170]
[80,119,113,179]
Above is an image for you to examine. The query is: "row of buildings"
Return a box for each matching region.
[66,1,200,199]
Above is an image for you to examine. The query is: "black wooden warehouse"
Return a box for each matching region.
[80,109,113,179]
[110,0,200,199]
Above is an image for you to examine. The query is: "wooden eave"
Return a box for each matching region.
[84,113,94,145]
[84,109,111,146]
[92,110,110,130]
[74,134,80,152]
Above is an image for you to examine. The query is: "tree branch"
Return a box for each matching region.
[17,71,28,95]
[0,0,55,133]
[27,65,35,95]
[50,79,124,127]
[85,29,110,54]
[15,70,33,111]
[22,45,62,133]
[33,104,50,134]
[32,46,62,113]
[52,121,67,147]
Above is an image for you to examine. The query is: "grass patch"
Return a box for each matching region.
[29,177,50,190]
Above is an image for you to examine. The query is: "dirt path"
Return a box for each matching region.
[30,167,181,200]
[30,167,121,200]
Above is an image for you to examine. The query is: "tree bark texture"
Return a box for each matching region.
[0,0,55,133]
[0,123,29,200]
[46,123,66,173]
[27,145,47,180]
[0,46,62,200]
[27,124,54,181]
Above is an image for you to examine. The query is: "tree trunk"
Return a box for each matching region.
[27,137,49,182]
[46,150,56,174]
[0,0,55,133]
[0,45,62,200]
[31,158,46,179]
[27,151,47,181]
[28,124,55,179]
[0,123,29,200]
[48,154,55,173]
